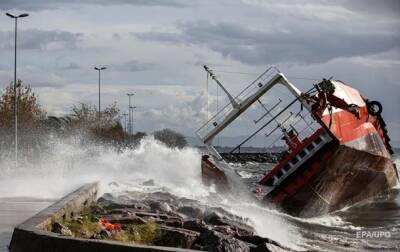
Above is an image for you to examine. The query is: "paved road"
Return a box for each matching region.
[0,197,54,252]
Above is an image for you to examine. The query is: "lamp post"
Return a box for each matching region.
[126,93,134,134]
[6,12,29,168]
[122,112,128,132]
[130,106,136,134]
[94,66,107,124]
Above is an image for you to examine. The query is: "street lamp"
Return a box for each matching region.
[122,112,128,132]
[130,106,137,134]
[6,12,29,168]
[94,66,107,123]
[126,93,134,134]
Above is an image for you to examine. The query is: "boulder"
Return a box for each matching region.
[237,235,291,252]
[149,201,172,213]
[51,222,73,237]
[251,242,291,252]
[165,218,184,228]
[183,219,206,232]
[103,214,147,225]
[155,226,199,249]
[134,211,169,220]
[177,205,205,219]
[235,235,277,246]
[203,210,224,225]
[99,229,111,239]
[203,209,254,236]
[195,228,254,252]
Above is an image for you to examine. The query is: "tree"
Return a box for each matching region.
[0,80,47,159]
[46,102,126,145]
[153,128,187,149]
[69,102,120,130]
[0,80,46,132]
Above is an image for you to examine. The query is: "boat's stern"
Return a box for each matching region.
[201,155,231,192]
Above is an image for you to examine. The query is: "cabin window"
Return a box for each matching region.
[283,164,290,171]
[315,137,322,145]
[291,157,298,165]
[265,177,274,186]
[299,150,306,158]
[276,170,283,178]
[307,144,315,151]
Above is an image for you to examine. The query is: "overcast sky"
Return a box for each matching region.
[0,0,399,145]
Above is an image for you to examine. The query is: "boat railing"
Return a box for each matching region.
[267,110,320,149]
[196,66,281,141]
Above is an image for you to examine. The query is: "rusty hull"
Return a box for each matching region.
[276,132,398,217]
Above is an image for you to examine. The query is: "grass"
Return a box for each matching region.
[61,214,160,244]
[62,214,101,238]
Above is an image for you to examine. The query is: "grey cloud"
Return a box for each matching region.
[134,32,183,44]
[334,0,400,16]
[0,0,185,11]
[112,33,121,40]
[58,63,80,70]
[112,60,155,72]
[0,29,83,51]
[243,0,400,17]
[134,20,400,65]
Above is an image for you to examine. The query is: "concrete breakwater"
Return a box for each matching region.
[9,183,192,252]
[8,182,291,251]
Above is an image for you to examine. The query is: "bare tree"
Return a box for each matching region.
[153,128,187,149]
[0,80,47,159]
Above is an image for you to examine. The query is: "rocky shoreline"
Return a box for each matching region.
[51,186,292,252]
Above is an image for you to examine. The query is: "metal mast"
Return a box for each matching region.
[127,93,134,134]
[94,66,107,124]
[6,12,29,168]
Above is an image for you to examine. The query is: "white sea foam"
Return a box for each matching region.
[0,136,207,199]
[0,135,301,248]
[292,215,362,231]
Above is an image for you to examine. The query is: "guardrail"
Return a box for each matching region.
[196,66,281,141]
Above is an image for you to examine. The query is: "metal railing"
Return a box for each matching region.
[196,66,281,141]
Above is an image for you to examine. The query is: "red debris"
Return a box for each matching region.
[99,218,122,231]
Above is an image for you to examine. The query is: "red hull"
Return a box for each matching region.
[200,80,398,217]
[264,132,398,217]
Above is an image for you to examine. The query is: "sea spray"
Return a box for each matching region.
[0,134,301,248]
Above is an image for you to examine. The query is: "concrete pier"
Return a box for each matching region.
[9,182,194,252]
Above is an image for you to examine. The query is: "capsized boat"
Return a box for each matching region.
[197,66,399,217]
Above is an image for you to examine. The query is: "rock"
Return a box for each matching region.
[103,214,147,225]
[135,211,169,220]
[76,216,84,224]
[203,210,224,225]
[97,197,150,212]
[155,226,199,249]
[165,218,183,228]
[235,235,276,246]
[100,229,111,239]
[149,201,172,213]
[183,219,206,232]
[108,208,132,216]
[251,242,290,252]
[129,203,151,211]
[236,235,291,252]
[195,228,253,252]
[203,209,254,236]
[146,192,178,203]
[213,225,235,236]
[177,205,205,219]
[51,222,73,237]
[226,220,254,236]
[142,179,155,186]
